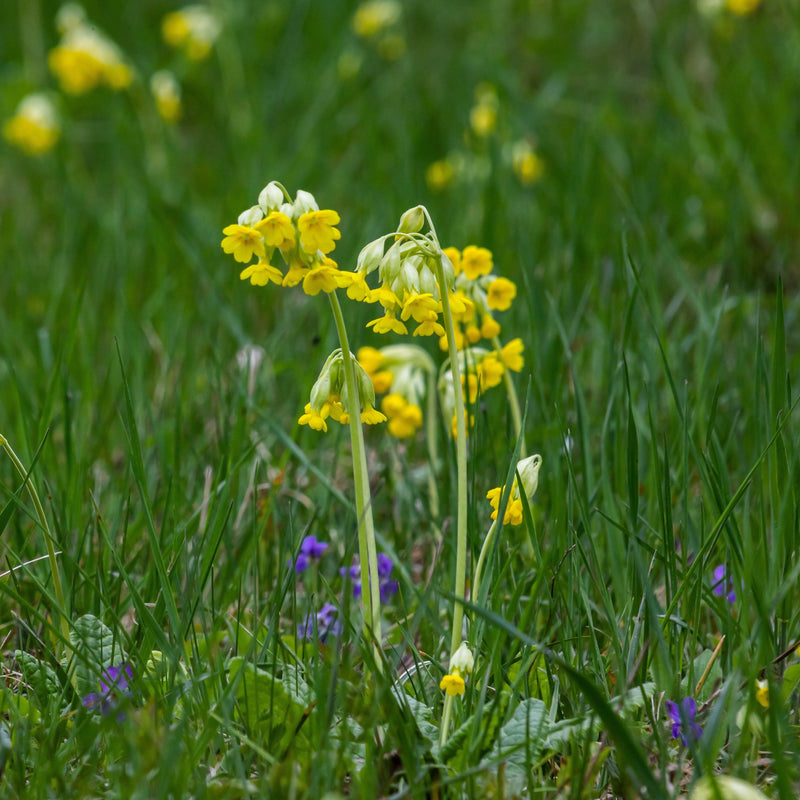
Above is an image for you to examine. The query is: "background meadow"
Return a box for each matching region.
[1,0,799,797]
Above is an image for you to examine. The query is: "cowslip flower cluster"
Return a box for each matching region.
[162,5,221,61]
[358,345,434,438]
[298,349,386,433]
[221,181,366,299]
[439,642,474,697]
[341,553,398,603]
[3,94,60,156]
[665,696,702,746]
[439,245,518,351]
[48,4,132,94]
[150,70,182,123]
[486,454,542,526]
[82,663,133,717]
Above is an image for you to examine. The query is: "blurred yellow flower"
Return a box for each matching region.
[49,11,132,94]
[162,5,220,61]
[221,225,265,263]
[3,94,60,156]
[426,159,454,192]
[486,277,517,311]
[513,146,544,186]
[470,104,497,137]
[755,679,769,708]
[460,245,493,280]
[352,0,401,38]
[726,0,763,14]
[150,70,182,123]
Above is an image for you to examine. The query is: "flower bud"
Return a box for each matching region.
[258,182,284,213]
[294,189,319,215]
[450,642,474,675]
[517,454,542,502]
[238,205,264,226]
[379,243,402,283]
[397,205,425,234]
[357,237,386,274]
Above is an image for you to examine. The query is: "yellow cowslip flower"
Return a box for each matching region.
[297,209,341,255]
[443,247,461,275]
[302,262,352,296]
[448,292,475,323]
[221,225,265,263]
[298,403,328,433]
[439,328,465,352]
[755,679,769,708]
[499,338,524,372]
[480,314,501,339]
[255,211,295,250]
[372,370,394,393]
[365,285,401,310]
[486,277,517,312]
[460,246,493,280]
[3,94,60,156]
[439,673,465,696]
[357,346,383,375]
[381,393,406,417]
[461,373,479,404]
[726,0,763,13]
[486,454,542,525]
[464,324,482,345]
[400,293,441,324]
[352,0,401,38]
[387,402,423,438]
[150,70,182,123]
[282,261,309,287]
[346,272,370,301]
[239,259,283,286]
[477,356,504,390]
[361,404,387,425]
[426,159,454,192]
[367,312,408,335]
[162,6,220,61]
[412,315,445,338]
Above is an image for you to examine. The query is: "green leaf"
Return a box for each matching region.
[228,657,311,757]
[13,651,60,706]
[67,614,126,699]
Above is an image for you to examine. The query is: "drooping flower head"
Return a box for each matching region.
[439,642,474,697]
[486,454,542,526]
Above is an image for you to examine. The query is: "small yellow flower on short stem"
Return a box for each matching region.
[499,338,525,372]
[255,212,295,250]
[460,246,493,280]
[240,260,283,286]
[755,679,770,708]
[439,674,465,696]
[486,277,517,312]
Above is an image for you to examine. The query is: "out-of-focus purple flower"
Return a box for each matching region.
[292,535,329,573]
[340,553,398,602]
[665,697,702,746]
[711,564,737,603]
[297,602,342,643]
[82,663,133,717]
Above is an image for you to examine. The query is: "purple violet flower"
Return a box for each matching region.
[665,697,702,746]
[711,564,737,603]
[297,602,342,643]
[292,535,329,573]
[340,553,398,602]
[82,663,133,717]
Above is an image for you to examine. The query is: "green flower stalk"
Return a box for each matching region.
[0,433,70,653]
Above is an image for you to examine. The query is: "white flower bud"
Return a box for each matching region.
[238,205,264,226]
[517,454,542,502]
[294,190,319,215]
[378,243,402,283]
[258,182,284,213]
[357,238,386,274]
[450,642,474,675]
